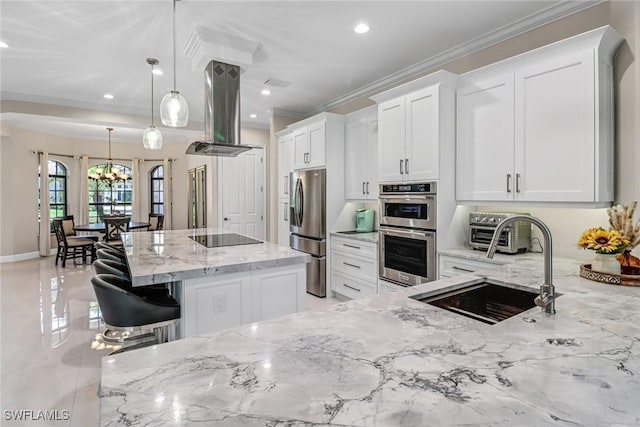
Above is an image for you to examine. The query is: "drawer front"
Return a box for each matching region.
[331,249,377,280]
[439,255,501,279]
[331,270,376,300]
[378,278,406,294]
[331,236,377,258]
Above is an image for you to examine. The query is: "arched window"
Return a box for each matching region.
[150,165,164,214]
[39,160,68,231]
[87,163,133,223]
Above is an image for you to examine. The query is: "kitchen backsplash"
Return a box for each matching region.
[476,206,614,260]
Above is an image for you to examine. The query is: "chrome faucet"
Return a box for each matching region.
[486,215,555,314]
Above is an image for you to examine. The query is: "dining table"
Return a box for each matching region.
[73,221,151,233]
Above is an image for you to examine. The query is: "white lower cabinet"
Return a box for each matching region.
[438,254,502,279]
[330,235,378,299]
[331,270,376,299]
[181,265,306,337]
[378,279,406,294]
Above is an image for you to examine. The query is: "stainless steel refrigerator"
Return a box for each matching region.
[289,169,326,297]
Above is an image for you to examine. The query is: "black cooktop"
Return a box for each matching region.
[189,233,263,248]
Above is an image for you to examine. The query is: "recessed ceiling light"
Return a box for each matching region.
[103,93,114,100]
[152,68,164,76]
[354,23,370,34]
[0,41,9,48]
[261,89,271,96]
[249,114,257,119]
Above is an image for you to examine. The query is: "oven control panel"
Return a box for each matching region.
[380,182,436,195]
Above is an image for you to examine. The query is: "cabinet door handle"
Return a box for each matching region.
[343,283,361,292]
[452,266,474,273]
[284,204,288,221]
[343,262,361,269]
[366,182,370,194]
[516,173,521,193]
[506,173,512,193]
[284,176,288,195]
[400,159,404,174]
[405,158,409,175]
[362,182,366,195]
[343,243,361,250]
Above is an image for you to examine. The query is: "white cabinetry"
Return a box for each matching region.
[277,132,293,199]
[456,26,622,206]
[290,115,340,170]
[277,199,289,246]
[330,235,378,299]
[378,279,406,294]
[277,131,293,246]
[438,254,503,279]
[372,71,457,183]
[181,265,306,337]
[345,106,378,200]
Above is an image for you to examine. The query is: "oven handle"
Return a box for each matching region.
[471,225,512,232]
[379,226,435,240]
[379,195,435,202]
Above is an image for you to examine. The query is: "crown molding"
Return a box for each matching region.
[314,0,604,114]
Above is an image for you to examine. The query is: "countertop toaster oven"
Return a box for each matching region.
[469,212,531,254]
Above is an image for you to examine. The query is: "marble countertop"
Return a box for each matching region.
[439,246,545,265]
[331,230,379,243]
[122,228,310,286]
[101,253,640,425]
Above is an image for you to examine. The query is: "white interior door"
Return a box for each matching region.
[220,149,265,239]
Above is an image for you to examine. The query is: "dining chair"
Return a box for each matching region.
[59,215,99,242]
[103,217,129,246]
[148,213,164,231]
[53,219,96,267]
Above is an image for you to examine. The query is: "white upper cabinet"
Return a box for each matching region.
[457,74,515,201]
[277,132,293,199]
[456,26,623,206]
[372,70,457,183]
[290,116,334,170]
[345,106,378,200]
[514,50,595,202]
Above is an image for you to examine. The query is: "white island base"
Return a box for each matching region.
[178,264,306,338]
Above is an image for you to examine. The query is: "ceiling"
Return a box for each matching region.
[0,0,599,144]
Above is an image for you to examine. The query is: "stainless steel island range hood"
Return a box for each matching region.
[185,60,253,157]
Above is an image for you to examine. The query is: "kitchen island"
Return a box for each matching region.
[101,252,640,425]
[121,228,310,337]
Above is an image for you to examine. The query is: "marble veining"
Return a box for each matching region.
[121,228,310,286]
[101,252,640,426]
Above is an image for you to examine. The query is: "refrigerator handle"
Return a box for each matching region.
[295,177,304,226]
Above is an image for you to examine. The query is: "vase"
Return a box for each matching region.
[592,253,621,275]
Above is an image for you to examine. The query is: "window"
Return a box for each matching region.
[39,160,68,231]
[150,165,164,215]
[87,163,133,224]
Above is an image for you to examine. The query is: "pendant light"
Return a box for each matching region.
[143,58,163,149]
[160,0,189,127]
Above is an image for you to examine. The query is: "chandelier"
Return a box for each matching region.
[89,128,129,184]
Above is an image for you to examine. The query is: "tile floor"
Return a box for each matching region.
[0,256,340,426]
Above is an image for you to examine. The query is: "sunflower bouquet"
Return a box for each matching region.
[577,228,629,254]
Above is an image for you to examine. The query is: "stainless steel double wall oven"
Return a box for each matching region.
[379,182,437,286]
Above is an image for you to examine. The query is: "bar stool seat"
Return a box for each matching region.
[91,274,180,352]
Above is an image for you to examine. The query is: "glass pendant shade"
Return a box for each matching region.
[143,125,163,149]
[160,91,189,127]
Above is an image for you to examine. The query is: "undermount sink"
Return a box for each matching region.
[410,278,541,325]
